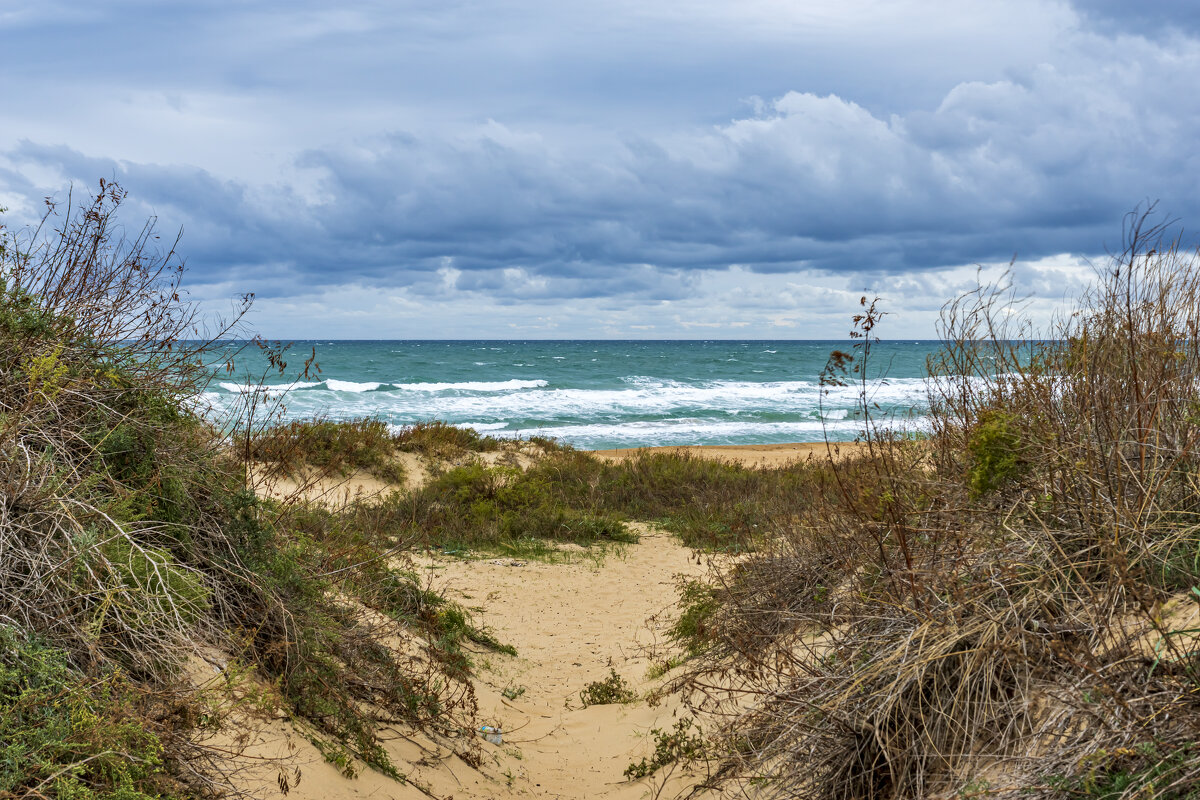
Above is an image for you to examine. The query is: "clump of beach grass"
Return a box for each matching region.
[393,419,502,457]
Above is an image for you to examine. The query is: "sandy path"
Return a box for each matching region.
[407,525,711,799]
[211,526,712,800]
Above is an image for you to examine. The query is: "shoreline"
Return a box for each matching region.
[588,440,866,468]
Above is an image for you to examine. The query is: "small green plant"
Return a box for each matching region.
[645,656,684,680]
[956,777,991,797]
[671,580,719,655]
[624,718,707,780]
[502,685,526,700]
[432,603,517,662]
[24,342,68,402]
[579,668,637,707]
[1044,742,1190,798]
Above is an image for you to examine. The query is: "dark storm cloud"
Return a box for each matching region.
[13,30,1200,302]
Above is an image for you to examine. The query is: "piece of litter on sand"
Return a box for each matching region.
[489,559,526,567]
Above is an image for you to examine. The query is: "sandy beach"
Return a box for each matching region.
[591,440,866,468]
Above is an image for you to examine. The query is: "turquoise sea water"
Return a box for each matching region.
[203,340,941,450]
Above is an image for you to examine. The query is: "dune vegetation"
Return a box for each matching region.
[0,185,497,798]
[3,183,1199,799]
[671,212,1200,799]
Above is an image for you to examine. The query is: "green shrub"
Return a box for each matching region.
[500,505,635,543]
[0,626,181,800]
[251,418,405,483]
[671,580,719,655]
[397,461,636,551]
[393,420,500,457]
[579,668,637,707]
[0,283,55,341]
[98,538,210,630]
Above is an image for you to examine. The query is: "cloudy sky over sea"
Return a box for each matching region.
[2,1,1199,338]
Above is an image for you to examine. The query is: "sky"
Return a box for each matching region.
[2,0,1200,339]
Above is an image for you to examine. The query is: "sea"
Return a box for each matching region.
[202,340,941,450]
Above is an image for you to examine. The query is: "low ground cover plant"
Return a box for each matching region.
[624,718,707,780]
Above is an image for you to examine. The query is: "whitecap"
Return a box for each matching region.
[217,380,320,395]
[391,379,549,392]
[460,422,509,432]
[326,379,387,392]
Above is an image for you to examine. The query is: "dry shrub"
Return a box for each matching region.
[249,416,406,482]
[684,209,1200,799]
[392,419,501,457]
[0,181,246,679]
